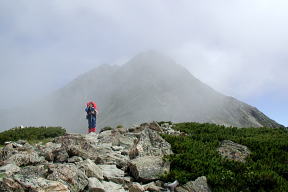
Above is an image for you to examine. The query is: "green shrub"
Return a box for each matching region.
[162,122,288,191]
[116,125,124,128]
[0,126,66,144]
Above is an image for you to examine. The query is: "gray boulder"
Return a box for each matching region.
[54,148,69,163]
[13,175,69,192]
[54,134,100,161]
[176,176,211,192]
[17,164,49,178]
[4,151,46,167]
[144,181,163,191]
[95,145,129,168]
[128,182,145,192]
[98,164,124,183]
[217,140,251,162]
[98,129,137,150]
[54,134,129,168]
[129,128,173,159]
[68,156,83,163]
[0,142,36,163]
[112,134,137,150]
[0,143,18,162]
[97,130,114,146]
[0,164,21,177]
[37,142,62,162]
[101,181,126,192]
[0,140,47,168]
[0,177,25,192]
[140,122,164,132]
[46,163,88,192]
[77,159,104,180]
[128,156,170,182]
[88,177,105,192]
[68,145,99,161]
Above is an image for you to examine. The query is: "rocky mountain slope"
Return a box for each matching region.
[0,51,282,132]
[0,122,211,192]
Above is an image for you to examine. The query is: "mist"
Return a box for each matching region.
[0,0,288,127]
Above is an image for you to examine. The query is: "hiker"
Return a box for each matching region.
[85,101,98,133]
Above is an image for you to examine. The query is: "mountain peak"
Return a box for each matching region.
[125,50,176,68]
[1,52,283,131]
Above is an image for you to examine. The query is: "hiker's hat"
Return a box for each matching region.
[87,101,97,108]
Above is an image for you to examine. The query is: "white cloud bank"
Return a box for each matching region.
[0,0,287,124]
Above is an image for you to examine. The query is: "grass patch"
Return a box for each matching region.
[161,122,288,192]
[0,126,66,145]
[0,173,5,178]
[27,138,54,145]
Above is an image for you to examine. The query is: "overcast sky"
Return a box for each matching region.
[0,0,287,126]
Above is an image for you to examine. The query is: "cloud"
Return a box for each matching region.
[0,0,287,125]
[163,0,288,99]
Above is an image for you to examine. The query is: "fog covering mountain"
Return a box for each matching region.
[0,51,282,132]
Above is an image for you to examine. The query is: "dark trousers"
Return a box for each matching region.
[87,116,96,132]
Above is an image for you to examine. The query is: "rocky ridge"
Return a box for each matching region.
[0,122,211,192]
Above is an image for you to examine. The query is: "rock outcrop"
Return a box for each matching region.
[217,140,251,162]
[0,122,178,192]
[128,156,170,182]
[176,176,211,192]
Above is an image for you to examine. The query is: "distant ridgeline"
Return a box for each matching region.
[0,126,66,145]
[160,122,288,192]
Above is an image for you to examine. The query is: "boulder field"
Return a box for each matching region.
[0,122,213,192]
